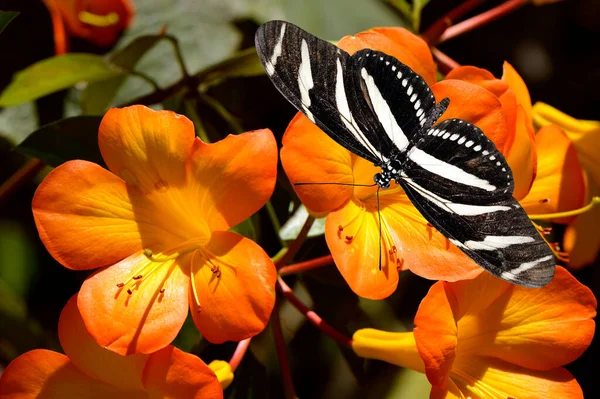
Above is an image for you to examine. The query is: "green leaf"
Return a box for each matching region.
[0,54,124,107]
[196,47,265,90]
[16,116,104,167]
[279,204,325,241]
[412,0,432,32]
[81,35,164,114]
[230,214,260,241]
[0,11,18,34]
[387,0,412,21]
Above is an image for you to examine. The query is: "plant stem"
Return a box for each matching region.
[228,338,251,372]
[271,302,297,399]
[279,255,334,276]
[440,0,527,42]
[265,200,285,247]
[421,0,488,44]
[431,47,461,74]
[0,159,45,205]
[277,276,352,347]
[165,35,190,79]
[275,216,315,268]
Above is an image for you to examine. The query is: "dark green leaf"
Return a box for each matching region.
[0,11,18,34]
[81,35,164,114]
[16,116,104,167]
[230,214,260,242]
[0,54,124,107]
[196,47,265,90]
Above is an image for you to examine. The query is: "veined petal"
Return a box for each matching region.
[445,66,510,99]
[281,113,354,213]
[432,80,508,151]
[414,282,458,388]
[450,356,582,399]
[453,267,596,370]
[351,329,425,373]
[78,251,190,355]
[189,231,276,343]
[338,27,437,85]
[187,129,277,232]
[501,61,533,119]
[533,101,600,188]
[143,346,223,399]
[325,193,480,299]
[520,125,585,222]
[99,105,195,193]
[504,106,537,200]
[0,350,145,399]
[32,160,148,270]
[564,177,600,268]
[59,294,149,391]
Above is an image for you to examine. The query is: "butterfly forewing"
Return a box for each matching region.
[352,49,436,152]
[256,20,395,164]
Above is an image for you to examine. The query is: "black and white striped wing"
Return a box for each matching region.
[400,119,555,287]
[255,20,387,164]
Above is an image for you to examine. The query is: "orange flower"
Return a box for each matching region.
[0,294,223,398]
[32,105,278,354]
[43,0,134,53]
[352,267,596,398]
[533,102,600,267]
[446,65,586,220]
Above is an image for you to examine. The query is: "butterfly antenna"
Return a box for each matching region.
[294,182,378,187]
[377,186,382,271]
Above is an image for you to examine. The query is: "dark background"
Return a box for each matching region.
[0,0,598,397]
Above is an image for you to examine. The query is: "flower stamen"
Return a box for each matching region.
[529,196,600,220]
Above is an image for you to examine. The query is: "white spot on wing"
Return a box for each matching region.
[265,23,286,76]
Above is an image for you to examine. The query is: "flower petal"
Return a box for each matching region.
[451,267,596,370]
[451,356,582,399]
[504,106,537,200]
[59,294,149,390]
[143,346,223,399]
[337,27,437,85]
[99,105,196,193]
[351,329,425,373]
[78,251,190,355]
[414,282,458,388]
[0,350,141,398]
[564,178,600,268]
[187,129,277,231]
[533,101,600,188]
[520,125,585,222]
[32,160,145,270]
[501,61,533,119]
[445,66,510,99]
[325,193,480,299]
[281,113,354,213]
[432,80,508,151]
[190,231,276,343]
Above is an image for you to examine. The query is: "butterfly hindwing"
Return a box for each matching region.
[399,119,555,287]
[406,119,515,204]
[255,20,390,164]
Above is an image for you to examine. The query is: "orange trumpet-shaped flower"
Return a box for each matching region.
[0,295,223,399]
[43,0,134,53]
[352,267,596,399]
[533,102,600,267]
[32,105,278,355]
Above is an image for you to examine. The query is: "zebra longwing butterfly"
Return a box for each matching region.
[255,20,555,287]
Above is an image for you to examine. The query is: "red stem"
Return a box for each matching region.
[228,338,251,372]
[440,0,527,42]
[421,0,488,44]
[431,47,461,74]
[278,255,334,276]
[0,159,45,205]
[277,276,352,347]
[271,303,297,399]
[275,216,315,269]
